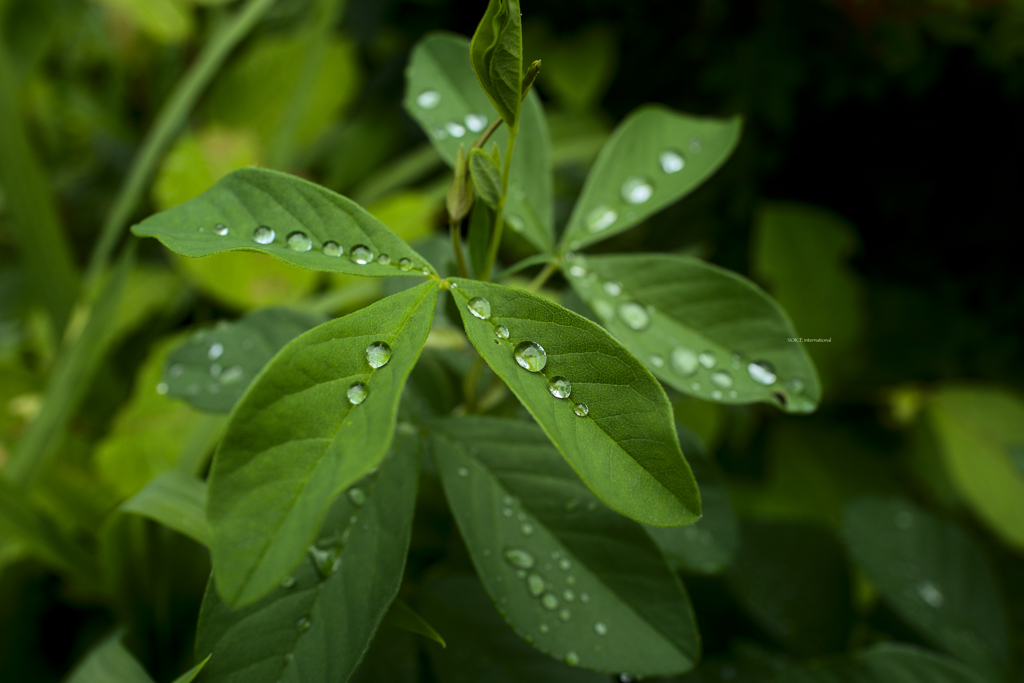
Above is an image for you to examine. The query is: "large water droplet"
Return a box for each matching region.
[594,621,609,636]
[659,150,685,173]
[322,241,342,257]
[214,223,229,236]
[468,297,492,320]
[917,581,945,607]
[253,225,275,244]
[514,341,547,372]
[618,302,650,331]
[585,205,617,233]
[398,257,412,271]
[621,176,654,204]
[347,382,368,405]
[209,343,224,360]
[366,341,392,369]
[671,347,699,376]
[541,593,559,610]
[465,113,488,132]
[698,351,716,369]
[565,651,580,666]
[377,253,391,265]
[416,89,440,109]
[495,325,509,340]
[503,548,535,569]
[527,572,545,596]
[603,281,622,296]
[747,361,777,385]
[297,616,312,632]
[710,370,733,388]
[286,231,312,252]
[350,245,373,265]
[548,377,571,399]
[573,402,589,417]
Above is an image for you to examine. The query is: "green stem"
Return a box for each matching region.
[450,217,471,279]
[84,0,278,289]
[480,126,518,282]
[526,260,558,293]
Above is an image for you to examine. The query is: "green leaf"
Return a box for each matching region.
[448,278,699,526]
[383,599,447,648]
[65,631,154,683]
[208,281,439,607]
[842,497,1010,679]
[644,428,739,575]
[927,385,1024,551]
[196,437,419,683]
[432,416,700,676]
[404,33,554,253]
[92,0,192,44]
[470,0,523,131]
[164,307,325,413]
[120,471,210,547]
[132,167,436,278]
[420,576,609,683]
[725,521,852,656]
[469,147,502,207]
[770,643,989,683]
[559,106,741,252]
[565,253,820,413]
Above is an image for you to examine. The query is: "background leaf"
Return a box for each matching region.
[207,282,438,606]
[120,471,210,547]
[132,168,436,278]
[163,307,325,413]
[469,147,502,207]
[769,643,989,683]
[65,631,155,683]
[432,416,700,676]
[559,106,741,251]
[404,32,554,253]
[382,599,447,648]
[448,278,700,527]
[469,0,523,131]
[842,497,1010,679]
[566,253,820,413]
[196,436,419,683]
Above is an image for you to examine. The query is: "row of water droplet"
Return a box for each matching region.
[415,89,490,141]
[464,294,590,418]
[197,222,431,275]
[564,255,807,403]
[344,341,394,406]
[157,330,251,397]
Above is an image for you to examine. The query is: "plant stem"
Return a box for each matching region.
[480,127,518,282]
[450,216,471,279]
[527,260,558,292]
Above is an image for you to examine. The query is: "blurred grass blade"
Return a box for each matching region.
[470,0,523,131]
[771,643,989,683]
[0,39,79,338]
[132,168,436,278]
[448,278,700,527]
[120,471,210,547]
[468,199,493,278]
[559,106,741,252]
[383,599,447,648]
[566,253,820,413]
[208,282,438,607]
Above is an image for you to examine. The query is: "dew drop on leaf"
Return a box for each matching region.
[547,376,571,399]
[507,214,525,232]
[296,617,312,632]
[349,245,373,265]
[465,113,488,132]
[445,121,466,138]
[569,265,587,278]
[558,558,572,571]
[787,377,805,394]
[541,593,559,610]
[539,623,550,633]
[618,302,650,331]
[398,257,412,271]
[210,363,222,377]
[594,621,609,636]
[503,548,535,569]
[565,651,580,666]
[365,341,392,369]
[917,581,945,607]
[347,382,368,405]
[377,253,391,265]
[156,382,169,395]
[286,231,312,252]
[208,343,224,360]
[650,354,665,368]
[457,466,469,477]
[520,523,534,536]
[527,572,545,596]
[659,150,685,174]
[747,361,777,385]
[603,281,622,296]
[580,592,590,603]
[252,225,275,244]
[347,487,366,506]
[711,370,734,388]
[563,588,575,601]
[559,608,572,621]
[280,575,296,589]
[573,402,590,417]
[514,341,547,372]
[468,297,492,320]
[214,223,229,236]
[322,241,342,257]
[416,89,440,109]
[711,390,723,400]
[698,351,717,369]
[495,325,509,339]
[585,205,617,233]
[621,176,654,204]
[672,347,699,376]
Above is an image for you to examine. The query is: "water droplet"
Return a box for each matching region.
[420,266,431,275]
[659,150,685,173]
[689,138,703,154]
[619,674,634,682]
[563,588,575,601]
[416,89,440,109]
[698,351,716,368]
[585,205,618,233]
[507,214,525,232]
[433,127,448,141]
[465,113,488,132]
[297,616,312,632]
[350,245,373,265]
[210,363,223,377]
[253,226,275,244]
[495,325,509,340]
[711,370,733,388]
[895,511,913,529]
[539,623,550,633]
[445,121,466,138]
[156,382,169,395]
[565,651,580,666]
[377,253,391,265]
[618,302,650,330]
[787,377,805,394]
[209,343,224,360]
[569,265,587,278]
[573,402,590,417]
[728,390,738,398]
[322,241,342,257]
[503,548,535,569]
[514,341,547,372]
[650,354,665,368]
[398,257,412,271]
[468,297,492,320]
[580,592,590,603]
[691,381,701,391]
[526,572,545,596]
[558,608,571,622]
[347,382,368,405]
[711,389,723,399]
[621,176,654,204]
[457,466,469,477]
[348,487,366,506]
[286,231,312,252]
[547,377,571,399]
[558,558,572,571]
[214,223,229,236]
[168,364,183,378]
[308,545,340,578]
[520,523,534,536]
[917,581,945,607]
[366,341,392,369]
[747,361,777,385]
[671,347,699,375]
[594,621,608,636]
[502,507,514,518]
[541,593,559,610]
[281,575,296,589]
[603,281,622,296]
